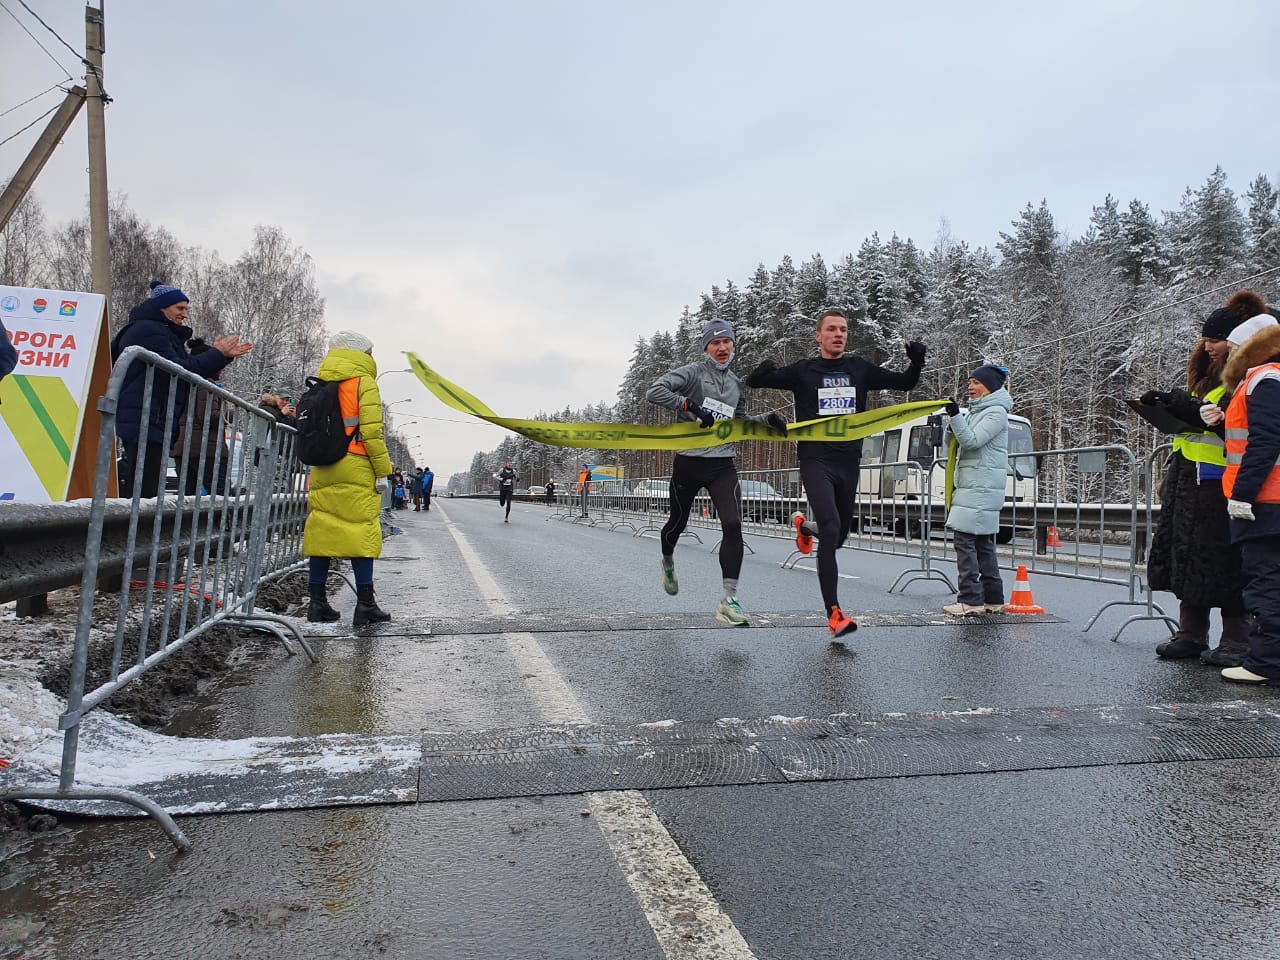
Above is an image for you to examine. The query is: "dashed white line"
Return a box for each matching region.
[436,502,758,960]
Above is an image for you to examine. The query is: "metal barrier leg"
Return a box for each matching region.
[1083,599,1177,643]
[781,549,807,570]
[226,613,319,662]
[889,566,957,594]
[0,786,191,851]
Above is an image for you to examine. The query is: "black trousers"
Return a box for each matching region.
[181,446,230,496]
[799,458,861,614]
[119,440,166,498]
[1241,538,1280,678]
[660,455,743,580]
[499,486,513,516]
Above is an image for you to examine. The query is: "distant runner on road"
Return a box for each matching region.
[747,308,925,639]
[495,460,516,522]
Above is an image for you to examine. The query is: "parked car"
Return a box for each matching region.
[632,479,670,499]
[530,485,547,498]
[737,479,787,523]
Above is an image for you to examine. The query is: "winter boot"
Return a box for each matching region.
[307,585,341,623]
[1201,613,1253,667]
[1156,600,1209,659]
[353,584,392,627]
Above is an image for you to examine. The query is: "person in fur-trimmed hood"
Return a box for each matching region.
[1142,290,1264,665]
[1215,312,1280,684]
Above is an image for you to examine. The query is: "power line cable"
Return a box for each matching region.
[12,0,83,65]
[920,261,1280,379]
[0,0,74,81]
[0,82,66,120]
[0,101,60,149]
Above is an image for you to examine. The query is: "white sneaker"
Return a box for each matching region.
[984,602,1006,613]
[1222,665,1270,684]
[942,602,985,617]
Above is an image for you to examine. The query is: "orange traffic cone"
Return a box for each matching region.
[1003,565,1045,614]
[1047,526,1063,548]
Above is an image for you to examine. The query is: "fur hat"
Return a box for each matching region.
[1222,324,1280,393]
[328,330,374,352]
[969,363,1007,393]
[1202,290,1266,340]
[148,280,189,310]
[1227,314,1278,347]
[700,319,736,350]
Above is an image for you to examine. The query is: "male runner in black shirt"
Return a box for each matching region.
[496,460,516,521]
[747,309,926,638]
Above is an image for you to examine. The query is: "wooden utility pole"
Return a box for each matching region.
[0,87,86,232]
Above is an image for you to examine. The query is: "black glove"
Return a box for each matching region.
[1140,390,1170,406]
[765,412,787,435]
[683,399,715,429]
[905,341,927,364]
[747,358,778,384]
[944,399,960,416]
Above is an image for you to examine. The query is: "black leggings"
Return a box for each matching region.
[799,458,861,614]
[499,486,512,516]
[660,455,743,580]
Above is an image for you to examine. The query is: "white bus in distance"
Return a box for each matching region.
[857,409,1038,543]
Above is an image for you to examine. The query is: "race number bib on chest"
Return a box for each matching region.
[701,398,734,420]
[817,375,856,416]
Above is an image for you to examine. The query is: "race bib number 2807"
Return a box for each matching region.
[817,381,856,416]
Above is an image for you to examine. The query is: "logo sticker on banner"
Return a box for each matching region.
[0,285,106,502]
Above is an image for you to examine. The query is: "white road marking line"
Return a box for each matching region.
[436,502,758,960]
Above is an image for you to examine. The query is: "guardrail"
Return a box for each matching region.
[0,345,318,851]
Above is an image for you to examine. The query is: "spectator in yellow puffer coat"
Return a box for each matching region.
[302,330,394,627]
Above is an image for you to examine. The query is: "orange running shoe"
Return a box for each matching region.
[792,512,813,555]
[827,606,857,638]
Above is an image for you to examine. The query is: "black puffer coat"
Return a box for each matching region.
[1147,452,1245,609]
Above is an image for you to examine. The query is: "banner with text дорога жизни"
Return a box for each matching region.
[0,285,106,502]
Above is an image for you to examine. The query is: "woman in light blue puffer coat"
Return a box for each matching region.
[944,364,1013,616]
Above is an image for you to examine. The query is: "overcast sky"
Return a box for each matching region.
[3,1,1278,478]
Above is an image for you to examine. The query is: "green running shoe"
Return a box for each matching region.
[661,561,678,595]
[716,597,749,627]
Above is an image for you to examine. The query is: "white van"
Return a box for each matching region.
[858,410,1038,542]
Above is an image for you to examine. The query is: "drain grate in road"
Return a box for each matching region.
[308,608,1064,639]
[419,703,1280,802]
[10,703,1274,817]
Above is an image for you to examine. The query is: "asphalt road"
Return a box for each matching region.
[3,496,1279,960]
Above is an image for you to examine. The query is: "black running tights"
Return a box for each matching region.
[799,458,861,614]
[660,455,743,580]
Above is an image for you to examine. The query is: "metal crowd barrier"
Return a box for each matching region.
[545,439,1180,641]
[0,345,318,850]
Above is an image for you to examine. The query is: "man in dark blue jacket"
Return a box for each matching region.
[0,318,17,383]
[111,281,251,496]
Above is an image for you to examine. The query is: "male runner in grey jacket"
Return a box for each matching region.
[646,319,786,626]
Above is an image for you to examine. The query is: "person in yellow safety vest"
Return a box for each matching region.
[1142,291,1263,664]
[1215,313,1280,684]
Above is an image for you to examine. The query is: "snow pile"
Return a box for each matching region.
[0,661,63,761]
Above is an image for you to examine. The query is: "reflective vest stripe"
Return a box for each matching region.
[1227,451,1280,465]
[1222,362,1280,502]
[1171,385,1228,466]
[337,377,368,457]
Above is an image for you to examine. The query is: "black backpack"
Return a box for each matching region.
[294,376,355,466]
